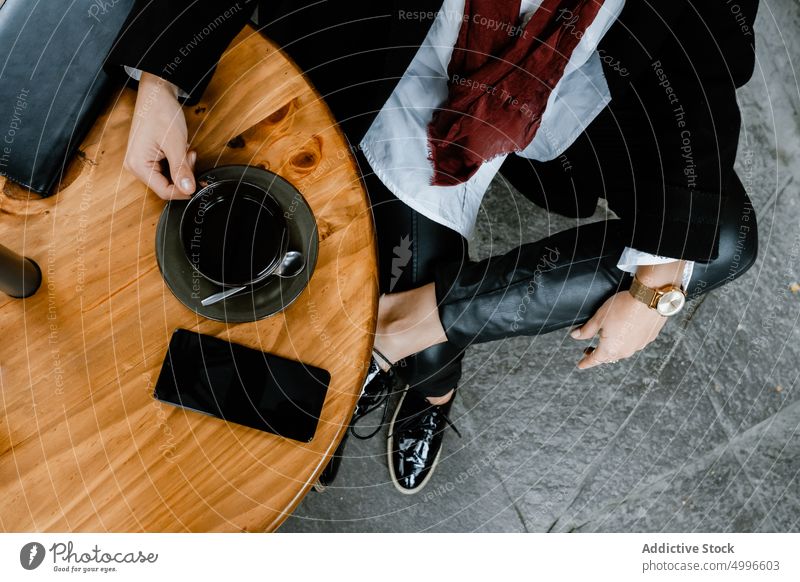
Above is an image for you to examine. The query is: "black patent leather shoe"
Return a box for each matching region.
[313,350,398,492]
[388,388,461,494]
[349,349,399,440]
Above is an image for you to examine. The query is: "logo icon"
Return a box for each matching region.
[390,235,413,291]
[20,542,46,570]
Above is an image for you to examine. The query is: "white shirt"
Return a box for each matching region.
[358,0,693,287]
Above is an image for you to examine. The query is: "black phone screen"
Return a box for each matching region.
[153,329,330,442]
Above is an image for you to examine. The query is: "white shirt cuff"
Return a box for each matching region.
[617,246,694,289]
[123,66,190,99]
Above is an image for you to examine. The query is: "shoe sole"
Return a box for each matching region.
[386,386,443,496]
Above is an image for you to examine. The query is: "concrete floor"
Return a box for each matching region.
[280,1,800,532]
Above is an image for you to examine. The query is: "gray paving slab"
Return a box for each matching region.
[281,393,529,532]
[730,399,800,532]
[280,1,800,532]
[575,443,775,532]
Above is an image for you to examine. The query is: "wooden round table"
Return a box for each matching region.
[0,27,377,532]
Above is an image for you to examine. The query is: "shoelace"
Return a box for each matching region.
[349,387,391,439]
[389,400,462,441]
[349,350,394,440]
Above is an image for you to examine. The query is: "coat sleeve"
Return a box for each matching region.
[106,0,256,103]
[599,0,759,262]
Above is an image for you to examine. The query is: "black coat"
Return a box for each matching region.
[107,0,759,261]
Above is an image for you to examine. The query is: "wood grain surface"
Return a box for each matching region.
[0,26,377,532]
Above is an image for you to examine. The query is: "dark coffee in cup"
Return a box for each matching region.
[180,181,287,287]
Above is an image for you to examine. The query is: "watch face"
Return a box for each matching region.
[657,289,686,316]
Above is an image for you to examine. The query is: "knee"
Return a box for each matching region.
[718,195,758,281]
[695,192,758,299]
[688,185,758,298]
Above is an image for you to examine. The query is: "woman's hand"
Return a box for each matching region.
[124,72,196,200]
[570,261,685,369]
[570,290,666,368]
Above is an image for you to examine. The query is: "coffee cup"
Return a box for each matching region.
[179,179,290,288]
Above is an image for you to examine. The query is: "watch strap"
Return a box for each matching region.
[629,276,660,309]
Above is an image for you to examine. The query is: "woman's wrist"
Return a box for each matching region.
[635,261,686,289]
[139,71,180,100]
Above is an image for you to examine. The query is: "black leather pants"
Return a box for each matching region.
[434,172,757,349]
[360,151,758,396]
[361,151,470,397]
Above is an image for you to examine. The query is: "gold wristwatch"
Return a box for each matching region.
[628,275,686,317]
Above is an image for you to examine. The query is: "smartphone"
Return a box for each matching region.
[153,329,330,442]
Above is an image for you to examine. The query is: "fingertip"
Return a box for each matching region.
[570,328,581,339]
[179,177,195,195]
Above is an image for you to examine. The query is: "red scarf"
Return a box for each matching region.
[428,0,605,186]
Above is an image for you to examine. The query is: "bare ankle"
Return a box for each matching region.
[377,292,409,336]
[374,295,411,366]
[374,284,448,365]
[426,389,454,405]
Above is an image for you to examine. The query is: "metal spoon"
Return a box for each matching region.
[273,250,305,279]
[200,251,305,307]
